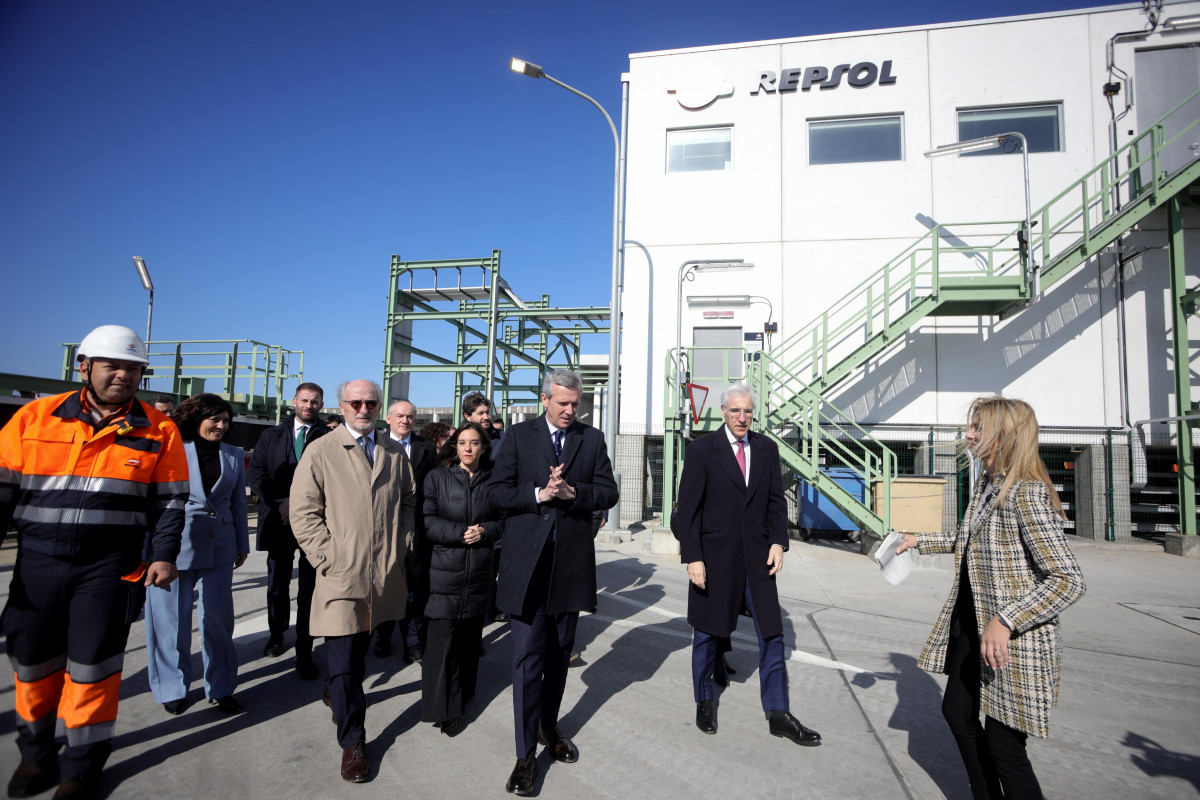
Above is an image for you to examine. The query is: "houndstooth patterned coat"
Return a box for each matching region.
[916,475,1086,738]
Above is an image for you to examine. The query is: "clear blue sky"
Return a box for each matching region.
[0,0,1118,408]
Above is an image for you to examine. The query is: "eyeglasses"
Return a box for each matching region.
[345,400,379,412]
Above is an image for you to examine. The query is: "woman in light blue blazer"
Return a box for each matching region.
[146,393,250,714]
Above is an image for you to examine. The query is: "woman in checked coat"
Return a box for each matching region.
[897,397,1085,799]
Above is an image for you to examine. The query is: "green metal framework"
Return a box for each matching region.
[383,250,610,413]
[663,89,1200,539]
[58,338,303,420]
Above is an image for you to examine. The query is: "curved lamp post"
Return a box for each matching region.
[132,256,154,389]
[511,58,627,531]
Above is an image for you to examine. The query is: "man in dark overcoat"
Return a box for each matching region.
[247,382,329,679]
[487,369,618,795]
[675,383,821,746]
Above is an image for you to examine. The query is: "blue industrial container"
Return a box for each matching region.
[798,467,867,536]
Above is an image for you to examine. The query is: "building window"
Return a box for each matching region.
[808,115,903,165]
[956,104,1062,155]
[667,127,732,173]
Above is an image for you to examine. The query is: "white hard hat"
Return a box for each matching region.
[77,325,150,365]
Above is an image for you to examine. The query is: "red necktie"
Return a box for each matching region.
[736,440,747,480]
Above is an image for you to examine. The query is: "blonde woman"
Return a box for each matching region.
[897,397,1085,799]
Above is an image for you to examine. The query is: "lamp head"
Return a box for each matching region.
[132,256,153,291]
[510,58,544,79]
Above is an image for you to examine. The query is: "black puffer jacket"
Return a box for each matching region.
[423,465,503,620]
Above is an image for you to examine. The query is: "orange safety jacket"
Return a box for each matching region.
[0,388,188,561]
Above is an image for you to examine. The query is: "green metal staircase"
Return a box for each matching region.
[664,90,1200,538]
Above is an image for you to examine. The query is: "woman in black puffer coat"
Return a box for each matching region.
[420,421,504,735]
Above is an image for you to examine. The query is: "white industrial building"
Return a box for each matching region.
[611,2,1200,543]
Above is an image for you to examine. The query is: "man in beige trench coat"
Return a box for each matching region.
[291,379,415,783]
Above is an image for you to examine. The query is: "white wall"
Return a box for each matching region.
[620,3,1200,435]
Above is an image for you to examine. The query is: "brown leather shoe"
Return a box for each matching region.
[537,725,579,763]
[53,776,99,800]
[340,741,369,783]
[7,757,58,798]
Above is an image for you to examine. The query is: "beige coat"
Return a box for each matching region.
[289,425,415,637]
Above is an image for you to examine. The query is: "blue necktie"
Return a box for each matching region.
[358,435,374,467]
[553,430,563,462]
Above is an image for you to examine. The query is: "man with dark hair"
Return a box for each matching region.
[151,395,176,414]
[487,369,618,795]
[461,391,492,426]
[248,381,329,680]
[0,325,186,799]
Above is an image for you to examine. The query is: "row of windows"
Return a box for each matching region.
[666,103,1063,172]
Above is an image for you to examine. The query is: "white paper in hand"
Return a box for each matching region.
[875,530,915,586]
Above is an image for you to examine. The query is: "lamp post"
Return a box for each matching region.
[132,256,154,388]
[924,132,1035,297]
[510,57,627,532]
[675,260,755,426]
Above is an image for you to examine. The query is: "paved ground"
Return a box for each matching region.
[0,528,1197,799]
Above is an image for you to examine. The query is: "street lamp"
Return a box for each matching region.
[675,260,755,423]
[132,256,154,388]
[511,57,627,531]
[925,132,1036,296]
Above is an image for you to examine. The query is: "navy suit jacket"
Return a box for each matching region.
[675,426,789,639]
[177,440,250,571]
[248,417,330,551]
[486,415,618,615]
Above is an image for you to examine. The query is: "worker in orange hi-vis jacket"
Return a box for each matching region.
[0,325,188,800]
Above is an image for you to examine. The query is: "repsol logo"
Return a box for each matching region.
[750,61,897,94]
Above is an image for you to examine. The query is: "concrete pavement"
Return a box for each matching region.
[0,529,1196,799]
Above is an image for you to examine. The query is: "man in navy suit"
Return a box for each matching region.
[487,370,618,795]
[675,383,821,747]
[248,382,329,680]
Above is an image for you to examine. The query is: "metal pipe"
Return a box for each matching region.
[485,251,501,404]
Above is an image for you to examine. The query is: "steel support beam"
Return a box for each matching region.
[1168,194,1196,537]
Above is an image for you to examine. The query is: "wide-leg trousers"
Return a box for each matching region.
[420,616,484,723]
[144,562,237,703]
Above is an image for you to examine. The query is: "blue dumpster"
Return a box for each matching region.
[799,467,867,535]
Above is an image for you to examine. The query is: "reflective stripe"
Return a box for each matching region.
[153,480,191,497]
[161,497,185,511]
[0,466,18,486]
[66,653,124,685]
[59,672,121,729]
[11,653,68,684]
[15,507,147,527]
[59,719,117,747]
[15,711,57,736]
[20,473,150,498]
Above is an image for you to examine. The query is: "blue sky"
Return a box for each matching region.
[0,0,1118,408]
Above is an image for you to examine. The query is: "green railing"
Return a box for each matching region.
[61,339,304,420]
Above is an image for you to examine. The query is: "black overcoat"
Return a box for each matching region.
[247,417,330,552]
[486,415,618,616]
[422,465,503,620]
[675,426,789,639]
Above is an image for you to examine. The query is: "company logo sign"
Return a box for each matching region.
[751,61,897,94]
[667,63,734,110]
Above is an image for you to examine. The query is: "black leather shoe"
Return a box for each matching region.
[162,699,188,715]
[295,656,319,681]
[341,741,369,783]
[768,710,821,746]
[7,757,58,798]
[505,749,537,795]
[440,717,460,737]
[537,725,579,763]
[373,636,392,658]
[209,695,244,714]
[263,635,285,658]
[695,700,717,734]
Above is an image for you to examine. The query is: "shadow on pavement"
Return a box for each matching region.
[1123,731,1200,793]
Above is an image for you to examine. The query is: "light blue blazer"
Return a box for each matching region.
[177,440,250,571]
